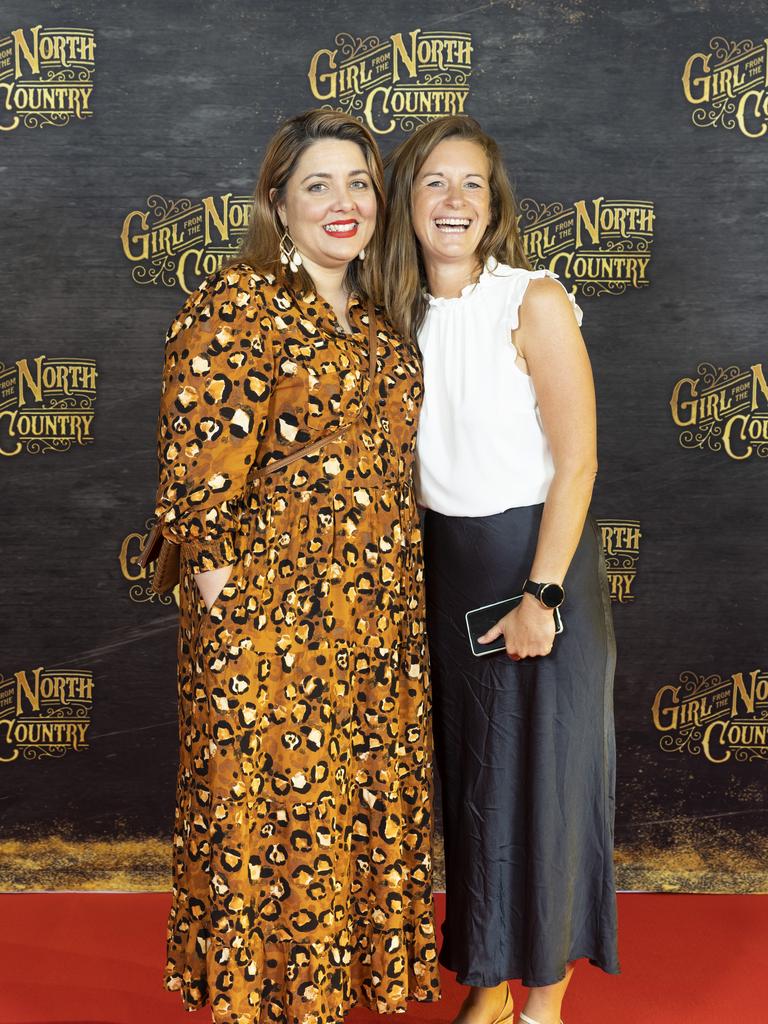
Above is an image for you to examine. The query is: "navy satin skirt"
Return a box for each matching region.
[424,503,620,988]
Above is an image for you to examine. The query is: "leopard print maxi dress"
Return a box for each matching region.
[153,264,440,1024]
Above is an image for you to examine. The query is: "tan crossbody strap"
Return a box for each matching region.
[255,300,377,476]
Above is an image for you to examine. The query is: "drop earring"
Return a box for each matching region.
[279,229,303,273]
[358,247,366,261]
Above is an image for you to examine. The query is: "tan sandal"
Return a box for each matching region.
[492,987,514,1024]
[519,1013,564,1024]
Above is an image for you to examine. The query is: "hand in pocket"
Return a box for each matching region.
[193,564,234,611]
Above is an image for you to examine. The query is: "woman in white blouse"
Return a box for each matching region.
[384,117,619,1024]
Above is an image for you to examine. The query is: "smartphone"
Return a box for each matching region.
[465,593,564,658]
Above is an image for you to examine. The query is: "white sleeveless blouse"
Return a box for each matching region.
[416,258,583,517]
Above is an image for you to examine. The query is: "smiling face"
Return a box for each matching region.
[411,137,492,270]
[275,138,377,273]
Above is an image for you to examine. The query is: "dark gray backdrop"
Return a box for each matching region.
[1,0,766,893]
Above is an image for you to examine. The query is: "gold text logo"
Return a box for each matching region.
[0,24,95,131]
[520,197,654,296]
[670,362,768,460]
[0,668,93,762]
[308,29,472,135]
[120,193,251,292]
[596,519,642,603]
[652,669,768,764]
[682,37,768,139]
[0,355,97,456]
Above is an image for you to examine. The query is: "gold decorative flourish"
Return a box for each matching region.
[44,67,92,84]
[334,33,381,61]
[696,363,743,389]
[129,582,175,605]
[399,116,432,133]
[45,396,93,410]
[45,706,89,720]
[131,255,178,288]
[709,36,756,64]
[660,729,703,757]
[691,97,737,130]
[579,281,630,298]
[146,195,194,223]
[420,72,465,87]
[679,420,723,453]
[20,111,72,129]
[24,438,75,455]
[734,747,768,763]
[678,670,720,697]
[22,747,70,761]
[604,555,636,571]
[518,198,567,225]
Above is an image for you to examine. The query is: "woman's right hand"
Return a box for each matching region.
[478,595,557,660]
[194,564,234,610]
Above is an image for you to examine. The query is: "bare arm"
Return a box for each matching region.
[479,277,597,658]
[519,277,597,585]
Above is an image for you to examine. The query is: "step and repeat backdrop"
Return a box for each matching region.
[1,0,766,893]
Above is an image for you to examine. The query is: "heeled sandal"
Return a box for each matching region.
[519,1013,564,1024]
[491,987,514,1024]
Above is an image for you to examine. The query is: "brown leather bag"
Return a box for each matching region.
[139,302,378,594]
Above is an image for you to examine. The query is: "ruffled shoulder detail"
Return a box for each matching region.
[424,258,583,328]
[499,262,584,330]
[526,268,584,327]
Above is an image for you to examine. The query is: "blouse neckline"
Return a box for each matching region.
[296,288,366,338]
[425,256,509,308]
[227,262,368,338]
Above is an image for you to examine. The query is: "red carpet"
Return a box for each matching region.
[1,892,764,1023]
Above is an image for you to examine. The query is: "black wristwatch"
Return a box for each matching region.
[523,579,565,609]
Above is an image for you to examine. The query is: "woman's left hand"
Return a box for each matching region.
[194,564,234,611]
[478,594,557,660]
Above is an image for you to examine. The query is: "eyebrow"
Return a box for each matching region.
[300,169,371,183]
[419,170,486,180]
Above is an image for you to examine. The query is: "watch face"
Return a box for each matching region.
[540,583,564,609]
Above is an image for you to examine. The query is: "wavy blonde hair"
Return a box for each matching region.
[229,109,385,303]
[384,116,530,340]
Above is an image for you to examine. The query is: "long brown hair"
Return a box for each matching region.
[229,109,386,302]
[384,116,530,341]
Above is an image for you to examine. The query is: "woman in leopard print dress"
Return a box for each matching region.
[153,111,440,1023]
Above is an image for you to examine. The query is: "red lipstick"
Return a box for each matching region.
[323,219,359,238]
